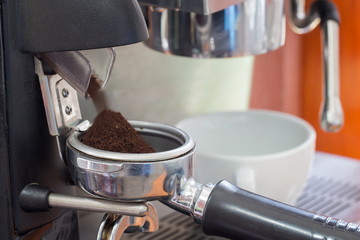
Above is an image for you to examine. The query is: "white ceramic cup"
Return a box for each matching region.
[176,110,316,204]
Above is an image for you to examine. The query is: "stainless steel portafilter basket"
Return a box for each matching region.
[66,121,195,202]
[66,121,360,240]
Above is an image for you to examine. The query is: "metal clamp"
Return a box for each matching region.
[35,57,89,136]
[97,202,159,240]
[162,178,214,224]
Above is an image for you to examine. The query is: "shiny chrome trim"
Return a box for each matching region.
[289,0,320,34]
[192,183,213,223]
[289,0,343,132]
[138,0,244,14]
[163,179,214,223]
[144,0,285,57]
[66,121,195,201]
[320,20,343,132]
[48,193,148,216]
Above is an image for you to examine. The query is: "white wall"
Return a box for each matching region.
[80,43,254,125]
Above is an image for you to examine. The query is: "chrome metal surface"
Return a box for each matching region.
[66,121,195,201]
[289,0,320,34]
[320,20,343,132]
[121,211,227,240]
[289,0,343,132]
[162,179,214,224]
[48,193,148,216]
[144,0,285,57]
[55,79,82,131]
[36,58,59,136]
[138,0,244,14]
[97,202,159,240]
[36,58,84,136]
[192,183,213,223]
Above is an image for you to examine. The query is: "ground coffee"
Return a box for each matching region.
[79,109,155,153]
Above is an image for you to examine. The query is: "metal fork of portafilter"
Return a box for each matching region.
[97,204,159,240]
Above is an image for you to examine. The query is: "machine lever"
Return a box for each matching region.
[19,184,148,217]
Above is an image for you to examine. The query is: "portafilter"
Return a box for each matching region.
[66,121,360,240]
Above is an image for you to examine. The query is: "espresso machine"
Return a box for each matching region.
[0,0,356,239]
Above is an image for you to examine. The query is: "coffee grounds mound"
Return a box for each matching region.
[79,110,155,153]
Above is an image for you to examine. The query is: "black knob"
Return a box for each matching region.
[19,184,52,212]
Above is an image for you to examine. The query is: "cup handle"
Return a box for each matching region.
[235,167,256,193]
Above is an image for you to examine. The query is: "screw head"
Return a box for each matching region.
[62,88,69,98]
[65,105,72,115]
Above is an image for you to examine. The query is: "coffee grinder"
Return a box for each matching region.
[1,0,357,240]
[0,0,148,239]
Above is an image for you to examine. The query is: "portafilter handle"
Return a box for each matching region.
[164,180,360,239]
[289,0,343,132]
[200,180,360,240]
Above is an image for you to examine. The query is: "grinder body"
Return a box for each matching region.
[0,0,148,238]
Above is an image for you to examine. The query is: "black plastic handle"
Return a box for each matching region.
[202,180,360,240]
[19,184,52,212]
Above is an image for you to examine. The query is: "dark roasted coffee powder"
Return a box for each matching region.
[79,110,155,153]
